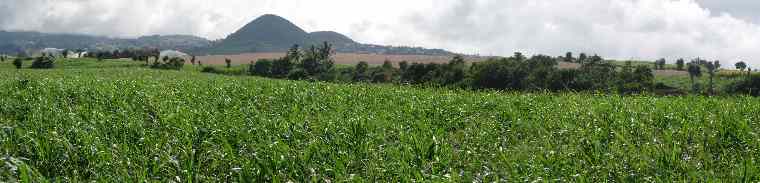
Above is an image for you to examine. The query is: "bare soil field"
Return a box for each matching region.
[194,52,488,66]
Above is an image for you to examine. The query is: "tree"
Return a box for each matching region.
[676,58,685,70]
[705,61,718,94]
[96,52,104,61]
[735,61,748,71]
[617,61,654,93]
[151,57,184,70]
[271,57,293,78]
[372,60,397,83]
[687,60,703,93]
[190,55,196,65]
[225,58,231,68]
[300,42,335,77]
[62,49,70,58]
[577,55,616,91]
[13,58,23,69]
[354,61,369,82]
[251,59,273,76]
[30,56,55,69]
[513,52,526,62]
[564,52,574,62]
[655,58,666,70]
[0,55,5,62]
[578,53,588,64]
[726,74,760,96]
[399,61,409,72]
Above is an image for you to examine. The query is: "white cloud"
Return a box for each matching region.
[1,0,760,67]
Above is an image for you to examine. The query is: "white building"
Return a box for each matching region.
[159,50,189,59]
[41,48,64,57]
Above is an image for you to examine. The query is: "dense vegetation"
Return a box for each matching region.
[236,43,759,96]
[1,59,760,181]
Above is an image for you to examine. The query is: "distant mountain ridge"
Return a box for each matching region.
[206,14,452,55]
[0,31,211,55]
[0,14,454,56]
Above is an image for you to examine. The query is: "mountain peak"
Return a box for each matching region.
[204,14,453,55]
[214,14,311,53]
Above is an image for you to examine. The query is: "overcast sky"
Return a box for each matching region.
[1,0,760,67]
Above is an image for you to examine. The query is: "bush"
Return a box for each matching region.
[151,57,185,70]
[30,57,55,69]
[287,69,308,80]
[468,58,526,90]
[271,58,293,78]
[201,66,219,74]
[13,58,23,69]
[250,59,273,76]
[726,74,760,96]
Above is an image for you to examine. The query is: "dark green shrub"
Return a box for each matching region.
[287,69,308,80]
[30,57,55,69]
[250,59,273,76]
[726,74,760,96]
[151,57,184,70]
[201,66,219,73]
[13,58,23,69]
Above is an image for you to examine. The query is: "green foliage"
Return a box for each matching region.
[736,61,748,71]
[705,60,718,94]
[151,57,185,70]
[688,60,703,93]
[576,55,616,91]
[617,61,654,94]
[369,60,398,83]
[654,58,666,70]
[13,58,23,69]
[578,53,588,63]
[250,59,273,76]
[676,58,685,70]
[30,56,55,69]
[268,45,300,78]
[726,74,760,96]
[1,66,760,181]
[201,66,219,73]
[354,61,369,82]
[300,42,334,77]
[564,52,574,62]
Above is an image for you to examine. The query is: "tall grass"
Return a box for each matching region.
[0,63,759,181]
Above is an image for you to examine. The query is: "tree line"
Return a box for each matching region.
[242,44,657,94]
[238,43,760,96]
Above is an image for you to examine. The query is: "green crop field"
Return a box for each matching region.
[1,59,759,182]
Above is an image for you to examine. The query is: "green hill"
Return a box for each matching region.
[207,14,313,54]
[0,31,211,54]
[204,14,454,55]
[309,31,357,46]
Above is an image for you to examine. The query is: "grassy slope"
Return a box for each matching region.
[1,59,760,181]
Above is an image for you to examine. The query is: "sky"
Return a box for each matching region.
[1,0,760,67]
